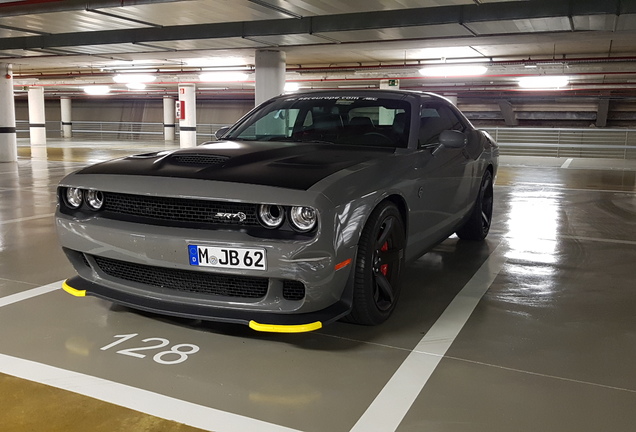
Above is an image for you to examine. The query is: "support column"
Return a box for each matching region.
[379,80,401,125]
[444,94,458,106]
[255,49,285,106]
[178,84,196,148]
[0,63,17,163]
[28,86,46,145]
[497,100,518,126]
[596,99,610,128]
[60,97,72,138]
[163,96,175,141]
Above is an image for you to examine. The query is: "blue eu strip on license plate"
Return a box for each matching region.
[188,245,267,271]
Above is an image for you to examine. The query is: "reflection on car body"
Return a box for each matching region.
[56,90,499,333]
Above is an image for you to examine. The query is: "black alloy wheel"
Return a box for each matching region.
[348,201,405,325]
[456,170,494,241]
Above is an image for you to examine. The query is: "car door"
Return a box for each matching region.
[405,100,475,256]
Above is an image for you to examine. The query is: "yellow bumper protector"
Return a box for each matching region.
[62,280,86,297]
[249,320,322,333]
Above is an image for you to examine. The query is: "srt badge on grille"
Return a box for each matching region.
[214,212,247,222]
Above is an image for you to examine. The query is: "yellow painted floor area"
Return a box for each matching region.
[1,372,206,432]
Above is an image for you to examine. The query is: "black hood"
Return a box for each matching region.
[76,141,394,190]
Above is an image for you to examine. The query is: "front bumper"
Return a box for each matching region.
[56,211,357,332]
[62,276,350,332]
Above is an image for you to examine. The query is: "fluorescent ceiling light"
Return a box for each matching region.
[518,75,569,89]
[83,85,111,95]
[113,74,156,84]
[419,65,488,77]
[284,82,299,92]
[126,82,146,90]
[199,72,249,82]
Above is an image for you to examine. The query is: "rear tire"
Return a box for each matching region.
[348,202,405,325]
[456,170,493,241]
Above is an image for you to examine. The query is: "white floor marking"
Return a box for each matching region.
[0,353,301,432]
[561,158,574,169]
[0,279,302,431]
[560,235,636,246]
[350,242,508,432]
[0,213,55,226]
[496,183,636,194]
[0,281,60,307]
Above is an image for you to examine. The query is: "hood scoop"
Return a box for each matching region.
[169,154,230,166]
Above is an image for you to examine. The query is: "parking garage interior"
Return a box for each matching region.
[1,1,636,431]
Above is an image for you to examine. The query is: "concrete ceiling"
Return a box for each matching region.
[2,0,636,101]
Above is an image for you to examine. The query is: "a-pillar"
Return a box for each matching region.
[60,97,72,138]
[255,49,285,106]
[178,84,196,148]
[0,63,17,163]
[28,86,46,145]
[163,96,175,141]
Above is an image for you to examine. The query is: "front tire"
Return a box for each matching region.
[456,170,494,241]
[348,202,405,325]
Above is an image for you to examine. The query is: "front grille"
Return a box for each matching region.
[101,192,259,227]
[92,256,268,299]
[170,154,229,166]
[282,280,305,301]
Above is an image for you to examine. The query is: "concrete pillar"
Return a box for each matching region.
[497,99,518,126]
[163,96,175,141]
[255,49,285,106]
[445,95,458,106]
[379,80,401,125]
[596,99,610,128]
[0,63,17,163]
[178,84,196,148]
[60,97,72,138]
[28,86,46,145]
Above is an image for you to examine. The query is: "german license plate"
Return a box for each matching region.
[188,245,267,271]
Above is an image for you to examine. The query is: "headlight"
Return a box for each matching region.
[65,188,83,209]
[258,204,284,228]
[85,189,104,210]
[289,206,317,232]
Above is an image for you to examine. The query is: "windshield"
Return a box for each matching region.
[226,95,411,148]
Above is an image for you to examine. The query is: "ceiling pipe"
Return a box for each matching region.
[12,55,636,81]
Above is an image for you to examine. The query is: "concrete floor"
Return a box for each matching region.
[1,139,635,431]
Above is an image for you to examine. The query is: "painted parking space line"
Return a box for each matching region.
[0,280,301,432]
[0,281,61,307]
[561,158,574,169]
[0,353,301,432]
[350,242,508,432]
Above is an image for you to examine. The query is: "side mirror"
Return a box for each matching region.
[432,130,467,156]
[214,126,231,140]
[439,130,467,148]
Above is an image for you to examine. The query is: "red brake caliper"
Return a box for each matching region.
[380,242,389,276]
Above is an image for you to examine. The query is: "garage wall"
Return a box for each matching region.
[14,98,255,127]
[13,97,636,130]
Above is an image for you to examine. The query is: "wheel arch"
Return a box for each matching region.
[383,194,409,237]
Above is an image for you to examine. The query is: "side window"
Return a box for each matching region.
[418,103,466,146]
[237,108,300,139]
[441,106,467,132]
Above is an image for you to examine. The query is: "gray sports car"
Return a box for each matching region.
[56,90,498,333]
